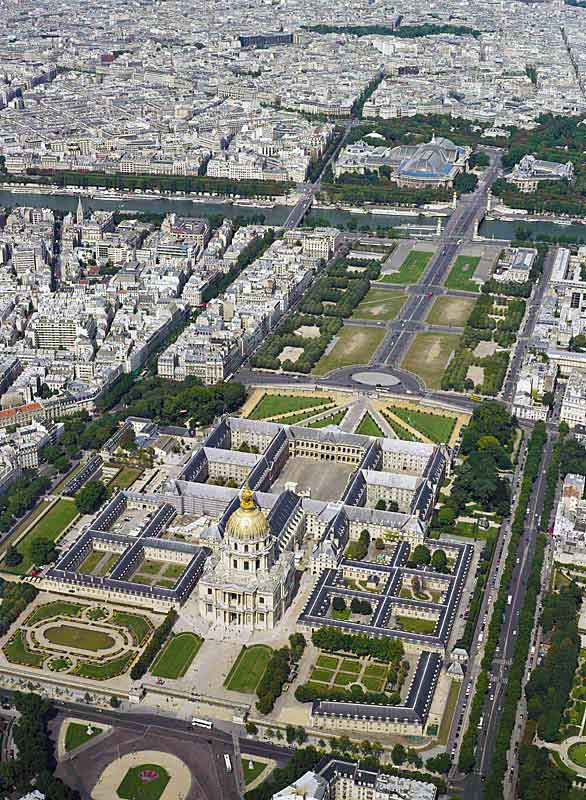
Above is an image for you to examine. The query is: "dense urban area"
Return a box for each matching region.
[1,0,586,799]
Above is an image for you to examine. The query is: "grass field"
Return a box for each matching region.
[426,295,476,327]
[79,550,104,574]
[312,325,385,376]
[96,552,119,577]
[4,498,78,575]
[380,411,420,442]
[112,611,152,646]
[395,615,437,635]
[249,393,331,420]
[308,409,347,429]
[401,332,460,389]
[44,624,115,651]
[109,467,142,490]
[351,288,406,321]
[75,652,134,680]
[117,763,170,800]
[151,633,203,679]
[27,600,86,625]
[224,645,273,693]
[569,742,586,768]
[65,721,103,752]
[356,413,384,437]
[381,250,432,285]
[444,255,481,292]
[388,406,456,443]
[242,759,267,786]
[316,654,339,670]
[438,680,460,744]
[3,631,45,667]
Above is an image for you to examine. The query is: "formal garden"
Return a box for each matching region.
[150,632,203,679]
[1,599,157,681]
[224,644,274,694]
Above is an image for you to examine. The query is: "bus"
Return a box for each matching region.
[191,717,213,729]
[224,754,232,773]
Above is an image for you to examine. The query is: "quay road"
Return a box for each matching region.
[373,153,502,368]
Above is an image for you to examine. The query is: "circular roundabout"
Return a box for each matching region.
[352,371,401,387]
[91,750,192,800]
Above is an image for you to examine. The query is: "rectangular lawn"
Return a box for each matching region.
[426,295,475,328]
[401,332,460,390]
[388,406,456,443]
[4,498,78,575]
[316,654,339,670]
[312,326,385,376]
[381,250,432,285]
[311,668,334,683]
[224,645,273,693]
[151,633,203,679]
[351,288,406,321]
[444,255,481,292]
[249,394,331,420]
[356,413,384,437]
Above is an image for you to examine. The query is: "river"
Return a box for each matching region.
[0,189,440,234]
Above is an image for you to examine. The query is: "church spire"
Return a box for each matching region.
[76,195,85,225]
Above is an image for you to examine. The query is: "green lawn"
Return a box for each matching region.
[44,624,115,651]
[569,742,586,768]
[308,410,347,428]
[395,616,437,635]
[3,631,45,667]
[401,332,461,390]
[224,645,273,693]
[64,721,103,752]
[249,394,331,420]
[388,406,456,443]
[109,467,142,489]
[356,413,384,437]
[444,255,481,292]
[438,680,460,744]
[311,668,335,683]
[163,563,185,579]
[316,654,339,670]
[26,600,86,625]
[340,658,361,673]
[75,652,134,681]
[4,498,78,575]
[426,295,476,327]
[117,763,170,800]
[381,412,420,442]
[362,675,385,691]
[364,663,387,679]
[140,560,162,575]
[312,325,385,376]
[333,671,356,686]
[79,550,104,574]
[381,250,432,285]
[112,611,153,646]
[96,552,119,577]
[242,759,267,786]
[351,288,406,321]
[151,633,203,679]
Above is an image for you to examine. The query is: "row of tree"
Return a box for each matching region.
[295,679,401,706]
[0,579,38,636]
[312,626,403,663]
[0,471,50,534]
[130,609,177,680]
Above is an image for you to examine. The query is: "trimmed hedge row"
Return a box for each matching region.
[130,609,177,680]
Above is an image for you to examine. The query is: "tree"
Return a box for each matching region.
[30,538,55,566]
[110,695,121,708]
[542,391,554,408]
[245,721,258,735]
[431,549,449,573]
[332,596,346,612]
[392,743,407,765]
[286,725,297,744]
[4,547,22,567]
[375,538,385,549]
[411,544,431,566]
[387,500,399,512]
[75,480,109,515]
[559,421,570,437]
[438,506,456,528]
[375,499,386,511]
[426,752,452,773]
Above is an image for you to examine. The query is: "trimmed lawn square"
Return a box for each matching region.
[395,616,437,635]
[151,633,203,679]
[426,295,476,327]
[311,668,335,683]
[401,332,461,390]
[351,288,407,321]
[96,553,119,576]
[79,550,104,574]
[163,563,185,579]
[109,467,142,490]
[444,255,481,292]
[117,763,170,800]
[316,654,339,670]
[139,560,163,575]
[362,675,385,692]
[333,671,357,686]
[381,250,433,285]
[249,394,331,420]
[242,759,267,785]
[27,600,86,625]
[75,652,133,680]
[364,663,387,679]
[340,658,361,673]
[388,406,456,444]
[224,645,273,693]
[5,498,78,575]
[312,326,385,376]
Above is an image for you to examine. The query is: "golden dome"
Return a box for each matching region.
[226,486,270,542]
